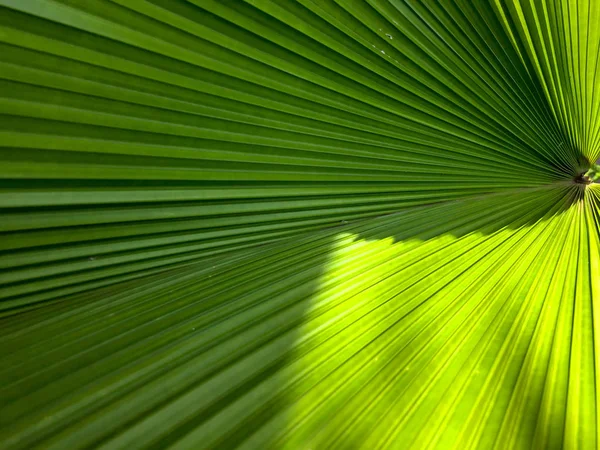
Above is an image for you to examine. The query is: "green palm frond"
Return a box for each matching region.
[0,1,599,449]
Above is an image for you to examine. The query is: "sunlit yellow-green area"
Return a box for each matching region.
[1,0,600,449]
[1,186,599,449]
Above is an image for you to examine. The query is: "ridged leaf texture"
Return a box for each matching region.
[0,1,599,449]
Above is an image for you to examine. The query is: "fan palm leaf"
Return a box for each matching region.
[0,1,599,449]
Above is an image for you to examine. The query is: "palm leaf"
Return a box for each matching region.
[0,0,599,449]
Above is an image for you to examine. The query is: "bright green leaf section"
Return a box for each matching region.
[1,0,600,449]
[0,185,598,449]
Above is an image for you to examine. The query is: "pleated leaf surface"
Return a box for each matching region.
[0,0,599,449]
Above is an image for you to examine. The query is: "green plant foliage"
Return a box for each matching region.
[0,0,599,449]
[586,164,600,182]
